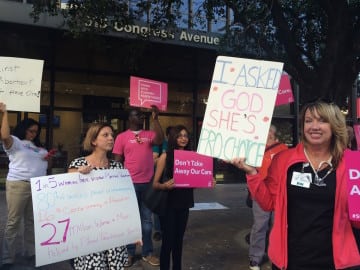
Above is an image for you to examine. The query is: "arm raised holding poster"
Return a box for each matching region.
[0,101,49,267]
[230,100,360,270]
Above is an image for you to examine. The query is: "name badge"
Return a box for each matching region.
[291,171,311,188]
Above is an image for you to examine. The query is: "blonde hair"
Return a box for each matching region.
[299,101,348,168]
[83,123,113,152]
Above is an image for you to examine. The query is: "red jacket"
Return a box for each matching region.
[257,142,288,178]
[247,143,360,269]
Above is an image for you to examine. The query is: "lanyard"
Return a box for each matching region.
[303,149,333,186]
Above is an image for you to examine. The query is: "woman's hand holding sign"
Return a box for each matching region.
[230,157,258,175]
[162,178,175,190]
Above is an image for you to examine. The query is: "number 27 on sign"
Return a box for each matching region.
[40,218,70,246]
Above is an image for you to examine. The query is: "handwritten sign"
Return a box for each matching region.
[0,57,44,112]
[345,151,360,221]
[130,76,168,111]
[197,56,284,167]
[173,150,213,188]
[275,73,294,106]
[30,169,141,266]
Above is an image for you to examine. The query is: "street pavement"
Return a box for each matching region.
[0,183,272,270]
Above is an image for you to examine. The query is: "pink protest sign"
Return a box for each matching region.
[344,150,360,221]
[173,150,213,188]
[275,73,294,106]
[130,76,168,111]
[354,124,360,150]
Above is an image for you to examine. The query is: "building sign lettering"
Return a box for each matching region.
[86,20,220,48]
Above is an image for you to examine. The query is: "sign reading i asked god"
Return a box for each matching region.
[197,56,284,167]
[0,56,44,112]
[173,150,213,188]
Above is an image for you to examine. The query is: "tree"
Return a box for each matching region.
[200,0,360,105]
[30,0,184,37]
[31,0,360,105]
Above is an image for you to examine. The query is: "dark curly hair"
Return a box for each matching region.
[13,118,42,147]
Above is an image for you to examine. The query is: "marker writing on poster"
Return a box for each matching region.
[212,59,282,90]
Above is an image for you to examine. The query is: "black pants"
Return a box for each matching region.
[159,208,189,270]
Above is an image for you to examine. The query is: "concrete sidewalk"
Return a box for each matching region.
[0,183,272,270]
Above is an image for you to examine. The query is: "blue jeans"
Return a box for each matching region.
[127,183,154,257]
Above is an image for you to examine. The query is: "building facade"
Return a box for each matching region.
[0,0,297,181]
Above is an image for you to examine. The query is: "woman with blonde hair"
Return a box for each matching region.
[68,123,129,269]
[231,100,360,270]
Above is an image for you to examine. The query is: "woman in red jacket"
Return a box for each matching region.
[232,100,360,270]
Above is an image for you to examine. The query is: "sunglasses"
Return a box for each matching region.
[135,134,143,144]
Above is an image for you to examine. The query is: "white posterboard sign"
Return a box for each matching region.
[31,169,141,266]
[0,56,44,112]
[197,56,284,167]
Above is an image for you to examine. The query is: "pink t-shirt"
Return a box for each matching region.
[113,129,155,183]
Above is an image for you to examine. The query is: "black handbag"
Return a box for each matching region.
[142,170,169,216]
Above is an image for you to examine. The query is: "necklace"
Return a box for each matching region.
[303,149,333,186]
[86,156,109,168]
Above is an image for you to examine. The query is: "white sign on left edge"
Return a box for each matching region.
[31,169,141,267]
[0,57,44,112]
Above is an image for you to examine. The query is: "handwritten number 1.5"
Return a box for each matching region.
[35,177,57,192]
[40,218,70,246]
[35,179,41,192]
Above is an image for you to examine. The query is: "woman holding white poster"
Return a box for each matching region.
[231,100,360,270]
[0,102,55,269]
[68,123,129,270]
[152,125,194,270]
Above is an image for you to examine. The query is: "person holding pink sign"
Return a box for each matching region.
[152,125,194,270]
[68,123,129,270]
[113,106,163,267]
[231,100,360,270]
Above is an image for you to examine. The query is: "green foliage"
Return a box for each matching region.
[30,0,360,104]
[199,0,360,104]
[31,0,185,37]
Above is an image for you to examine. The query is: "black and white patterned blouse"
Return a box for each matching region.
[69,157,124,170]
[68,156,128,270]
